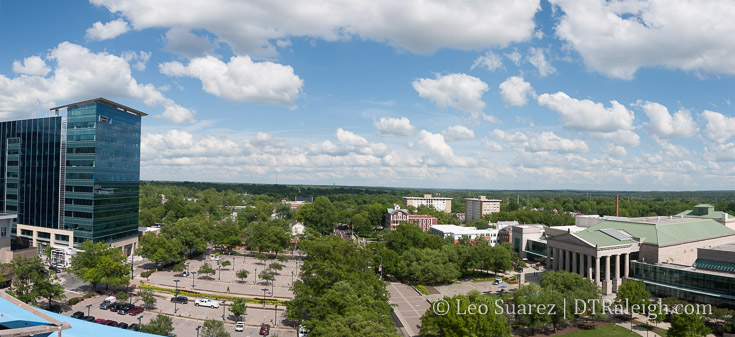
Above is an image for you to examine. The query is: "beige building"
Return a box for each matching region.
[464,196,501,221]
[546,212,735,296]
[403,194,452,213]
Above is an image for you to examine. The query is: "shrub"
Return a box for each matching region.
[141,270,155,278]
[415,285,429,295]
[83,292,95,299]
[68,297,83,305]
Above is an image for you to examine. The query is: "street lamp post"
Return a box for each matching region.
[137,315,143,325]
[192,271,197,288]
[174,279,180,294]
[261,288,268,308]
[254,268,258,285]
[86,304,92,316]
[195,325,201,337]
[291,270,294,286]
[274,304,278,326]
[222,300,226,321]
[218,265,222,281]
[186,262,190,275]
[174,300,178,314]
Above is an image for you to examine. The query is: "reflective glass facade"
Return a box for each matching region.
[0,117,64,239]
[1,100,141,246]
[64,102,141,244]
[630,261,735,308]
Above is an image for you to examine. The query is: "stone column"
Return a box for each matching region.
[546,246,552,268]
[604,256,610,281]
[587,255,593,281]
[614,254,620,279]
[624,253,630,278]
[553,247,559,270]
[602,255,612,294]
[571,251,577,274]
[594,257,600,284]
[566,250,572,272]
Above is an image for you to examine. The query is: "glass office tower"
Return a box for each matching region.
[1,98,144,250]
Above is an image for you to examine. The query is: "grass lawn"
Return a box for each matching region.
[559,323,640,336]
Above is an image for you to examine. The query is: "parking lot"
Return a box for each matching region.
[67,293,297,337]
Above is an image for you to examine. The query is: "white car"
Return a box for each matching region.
[235,321,244,332]
[298,326,309,337]
[194,299,220,308]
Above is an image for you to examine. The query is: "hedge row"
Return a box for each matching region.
[140,270,155,278]
[138,285,288,306]
[415,285,429,295]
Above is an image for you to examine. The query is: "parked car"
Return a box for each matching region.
[105,320,119,327]
[128,306,144,315]
[259,324,270,335]
[117,322,129,329]
[82,316,96,322]
[194,299,220,308]
[99,300,114,310]
[180,271,190,277]
[109,303,124,312]
[492,279,503,285]
[298,326,309,337]
[128,324,140,331]
[235,321,244,332]
[171,296,188,304]
[97,319,110,325]
[117,303,134,315]
[71,311,85,319]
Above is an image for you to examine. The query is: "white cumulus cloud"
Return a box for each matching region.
[471,51,503,71]
[527,131,589,153]
[85,18,131,41]
[336,128,369,147]
[441,125,475,141]
[374,117,415,136]
[703,110,735,144]
[160,55,303,108]
[90,0,541,56]
[638,101,698,138]
[413,73,489,114]
[551,0,735,79]
[0,42,193,123]
[537,91,634,132]
[12,56,51,76]
[528,47,556,77]
[499,76,535,107]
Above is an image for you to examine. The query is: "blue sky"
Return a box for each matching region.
[2,0,735,190]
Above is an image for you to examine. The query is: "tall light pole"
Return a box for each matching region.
[192,271,197,288]
[254,268,258,285]
[221,300,226,321]
[86,304,92,316]
[218,264,222,281]
[261,288,268,308]
[291,270,294,286]
[186,262,190,275]
[274,304,278,326]
[137,315,143,325]
[195,325,201,337]
[174,279,180,294]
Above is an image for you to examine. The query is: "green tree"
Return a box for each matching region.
[616,280,650,320]
[420,293,511,337]
[115,291,130,303]
[259,269,275,284]
[141,314,174,336]
[6,257,61,305]
[296,196,338,235]
[37,270,66,308]
[198,263,216,278]
[139,288,157,309]
[397,248,460,284]
[69,241,130,290]
[228,298,247,321]
[384,224,443,255]
[268,262,283,272]
[235,269,249,283]
[667,313,711,337]
[350,211,372,236]
[220,260,232,269]
[201,319,231,337]
[255,253,268,264]
[172,261,186,273]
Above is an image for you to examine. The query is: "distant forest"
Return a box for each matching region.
[139,181,735,228]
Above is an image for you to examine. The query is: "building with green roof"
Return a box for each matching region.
[545,209,735,308]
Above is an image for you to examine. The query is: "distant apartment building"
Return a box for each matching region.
[403,194,452,213]
[1,98,143,258]
[385,205,438,231]
[464,196,501,221]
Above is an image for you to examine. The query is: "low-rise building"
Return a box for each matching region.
[464,196,501,221]
[385,205,438,231]
[403,194,452,213]
[430,224,501,246]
